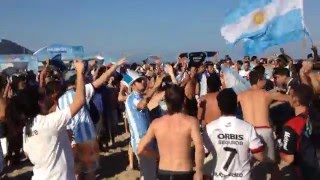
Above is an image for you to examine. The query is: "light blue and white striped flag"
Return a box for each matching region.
[221,0,308,55]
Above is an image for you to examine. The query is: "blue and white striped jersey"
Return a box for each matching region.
[125,91,151,153]
[57,84,96,143]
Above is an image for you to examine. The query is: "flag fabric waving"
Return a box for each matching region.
[221,0,308,55]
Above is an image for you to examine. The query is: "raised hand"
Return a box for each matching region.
[154,74,165,88]
[166,64,174,75]
[45,59,50,68]
[73,60,85,74]
[116,58,127,66]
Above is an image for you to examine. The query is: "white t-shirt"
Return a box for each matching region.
[200,73,208,96]
[204,116,263,180]
[239,70,250,79]
[23,108,75,180]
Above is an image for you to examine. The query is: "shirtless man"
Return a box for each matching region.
[238,70,290,179]
[181,66,199,117]
[197,75,221,125]
[197,75,222,178]
[138,84,204,180]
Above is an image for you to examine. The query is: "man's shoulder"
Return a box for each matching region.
[207,117,251,128]
[206,118,222,130]
[243,88,268,97]
[234,118,254,129]
[285,115,307,135]
[182,113,198,122]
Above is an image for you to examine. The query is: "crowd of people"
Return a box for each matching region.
[0,47,319,180]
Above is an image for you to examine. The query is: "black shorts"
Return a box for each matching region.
[158,169,194,180]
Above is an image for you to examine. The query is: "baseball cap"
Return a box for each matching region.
[121,69,146,92]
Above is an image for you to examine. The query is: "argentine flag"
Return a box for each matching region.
[221,0,307,55]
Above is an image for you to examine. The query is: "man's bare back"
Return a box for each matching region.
[197,92,221,125]
[152,113,200,171]
[185,78,198,100]
[238,88,272,127]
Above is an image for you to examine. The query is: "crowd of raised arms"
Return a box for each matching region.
[0,46,320,180]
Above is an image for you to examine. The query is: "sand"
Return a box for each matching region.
[1,131,140,180]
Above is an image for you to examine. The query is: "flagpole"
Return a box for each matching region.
[302,34,307,59]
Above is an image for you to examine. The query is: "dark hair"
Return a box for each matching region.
[244,61,250,66]
[249,70,264,85]
[237,60,243,66]
[96,66,107,79]
[207,75,221,93]
[26,70,36,82]
[165,84,185,115]
[11,74,26,92]
[130,63,138,71]
[273,67,290,77]
[253,64,265,75]
[217,88,237,115]
[205,61,214,67]
[6,87,40,137]
[45,80,65,99]
[277,55,289,67]
[251,56,257,61]
[292,84,314,107]
[219,59,226,64]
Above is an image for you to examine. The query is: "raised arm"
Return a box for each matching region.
[308,72,320,94]
[136,75,164,111]
[179,74,190,87]
[92,58,126,89]
[173,57,181,70]
[268,91,290,102]
[3,78,10,99]
[69,60,86,117]
[190,117,204,179]
[39,59,49,88]
[166,64,177,84]
[118,82,128,102]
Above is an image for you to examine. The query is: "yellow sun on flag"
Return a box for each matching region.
[253,11,265,25]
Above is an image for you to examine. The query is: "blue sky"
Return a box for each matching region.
[1,0,319,61]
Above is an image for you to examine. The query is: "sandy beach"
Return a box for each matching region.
[1,123,140,180]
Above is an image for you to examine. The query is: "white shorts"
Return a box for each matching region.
[255,127,275,161]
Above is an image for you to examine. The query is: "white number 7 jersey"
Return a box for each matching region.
[204,116,263,180]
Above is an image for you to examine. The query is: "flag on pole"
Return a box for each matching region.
[221,0,308,55]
